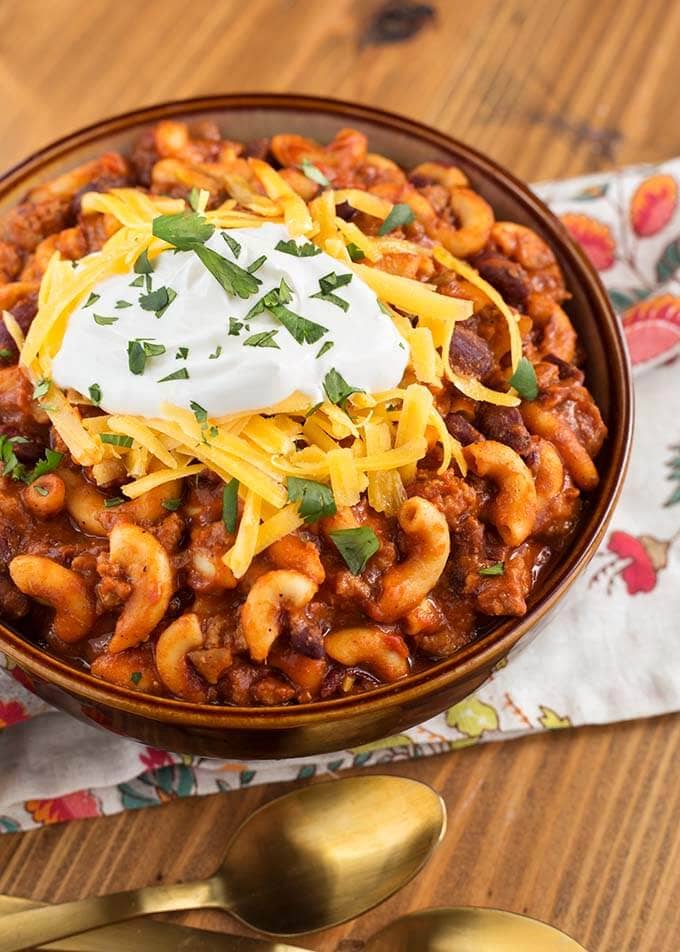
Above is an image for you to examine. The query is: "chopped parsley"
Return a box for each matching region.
[378,203,415,235]
[190,400,208,424]
[346,242,365,262]
[176,346,189,360]
[243,329,280,349]
[194,244,262,300]
[88,383,102,406]
[115,299,132,309]
[32,379,50,400]
[209,345,223,359]
[0,348,12,360]
[158,367,190,383]
[479,563,505,577]
[93,314,118,326]
[101,433,133,448]
[222,232,241,258]
[316,340,334,359]
[0,435,30,480]
[222,478,239,533]
[83,292,100,308]
[127,339,166,375]
[129,275,145,288]
[329,526,380,575]
[275,238,321,257]
[247,280,327,345]
[162,497,182,511]
[152,210,215,250]
[509,357,539,401]
[300,159,331,187]
[287,477,336,523]
[310,271,352,311]
[323,367,363,407]
[247,254,266,274]
[139,286,176,318]
[130,671,143,686]
[104,497,126,508]
[228,318,244,336]
[133,249,154,275]
[33,485,49,497]
[304,401,323,418]
[30,448,63,483]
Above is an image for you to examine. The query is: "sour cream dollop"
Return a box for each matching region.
[51,223,409,418]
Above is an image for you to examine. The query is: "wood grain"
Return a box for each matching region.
[0,1,679,950]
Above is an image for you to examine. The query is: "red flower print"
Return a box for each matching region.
[25,790,102,826]
[591,530,674,595]
[140,747,176,770]
[622,294,680,366]
[630,174,678,237]
[0,700,28,728]
[560,213,616,270]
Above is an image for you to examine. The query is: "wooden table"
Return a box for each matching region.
[1,1,679,949]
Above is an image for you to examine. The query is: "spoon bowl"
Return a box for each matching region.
[0,776,446,952]
[364,907,588,951]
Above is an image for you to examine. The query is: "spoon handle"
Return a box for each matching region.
[0,879,223,952]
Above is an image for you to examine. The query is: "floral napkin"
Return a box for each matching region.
[1,160,679,834]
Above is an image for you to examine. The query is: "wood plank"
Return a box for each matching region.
[0,2,678,949]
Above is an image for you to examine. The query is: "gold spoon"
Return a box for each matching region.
[364,907,588,951]
[0,775,445,952]
[0,898,589,952]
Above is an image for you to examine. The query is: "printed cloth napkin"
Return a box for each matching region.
[1,160,679,834]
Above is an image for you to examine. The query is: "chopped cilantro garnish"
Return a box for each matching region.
[243,329,280,349]
[322,367,363,407]
[247,282,327,345]
[0,348,12,360]
[316,340,334,359]
[208,425,218,439]
[190,400,208,424]
[127,339,162,375]
[346,242,365,262]
[305,401,323,418]
[162,497,182,511]
[0,435,29,480]
[176,346,189,360]
[130,671,142,685]
[311,271,353,311]
[140,286,171,314]
[30,448,63,483]
[101,433,133,448]
[152,210,215,250]
[479,563,505,577]
[134,249,154,275]
[104,497,126,508]
[275,238,321,257]
[209,345,223,359]
[300,159,331,187]
[158,367,190,382]
[89,383,102,406]
[33,485,49,497]
[188,187,210,212]
[222,232,241,258]
[228,318,243,336]
[509,357,539,401]
[287,477,336,523]
[247,254,266,274]
[93,314,118,326]
[32,379,50,400]
[329,526,380,575]
[378,203,415,235]
[193,244,262,299]
[222,478,239,533]
[115,300,132,309]
[83,292,100,308]
[129,275,145,288]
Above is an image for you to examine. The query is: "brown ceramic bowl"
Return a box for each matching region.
[0,94,632,758]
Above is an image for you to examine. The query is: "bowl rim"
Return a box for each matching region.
[0,92,633,730]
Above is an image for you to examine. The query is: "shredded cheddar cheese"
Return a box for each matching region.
[18,166,525,577]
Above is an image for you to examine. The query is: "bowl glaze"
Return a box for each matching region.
[0,94,633,758]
